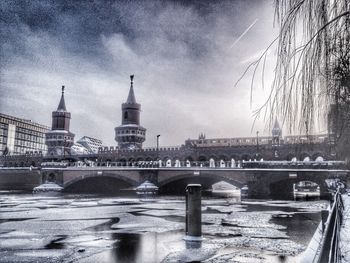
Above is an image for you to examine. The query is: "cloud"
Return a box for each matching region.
[0,0,278,147]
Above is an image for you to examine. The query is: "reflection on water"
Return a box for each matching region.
[113,233,141,263]
[0,192,327,263]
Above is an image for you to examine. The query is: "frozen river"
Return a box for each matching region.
[0,192,327,263]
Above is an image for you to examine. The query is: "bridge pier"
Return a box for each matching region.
[245,171,273,198]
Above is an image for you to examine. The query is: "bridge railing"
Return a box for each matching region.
[0,158,346,169]
[315,190,344,263]
[68,160,345,169]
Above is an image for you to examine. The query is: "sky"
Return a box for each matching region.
[0,0,279,147]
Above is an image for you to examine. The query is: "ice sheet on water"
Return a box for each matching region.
[203,225,242,237]
[58,235,104,244]
[97,198,141,206]
[0,230,39,238]
[76,239,115,248]
[204,250,265,263]
[157,199,184,204]
[202,213,228,225]
[111,213,183,233]
[44,200,73,206]
[203,224,289,239]
[15,249,67,258]
[137,209,185,217]
[224,211,286,229]
[70,201,99,207]
[208,236,304,256]
[265,210,295,218]
[16,203,62,209]
[237,226,289,239]
[202,199,232,206]
[162,243,223,263]
[0,237,47,249]
[131,202,185,210]
[60,235,116,248]
[97,198,142,206]
[0,218,111,236]
[242,200,328,211]
[0,252,66,263]
[0,207,35,213]
[205,205,246,213]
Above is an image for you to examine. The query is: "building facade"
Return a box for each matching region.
[0,113,49,155]
[76,136,104,154]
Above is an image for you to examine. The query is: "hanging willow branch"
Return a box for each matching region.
[237,0,350,144]
[271,0,350,135]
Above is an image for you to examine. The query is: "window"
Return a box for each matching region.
[124,111,128,119]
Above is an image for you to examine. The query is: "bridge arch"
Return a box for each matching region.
[312,152,324,162]
[185,156,194,162]
[158,172,245,194]
[285,153,297,161]
[300,152,311,162]
[269,176,327,199]
[63,172,139,190]
[218,154,229,161]
[198,156,207,162]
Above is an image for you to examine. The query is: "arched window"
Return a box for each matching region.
[124,111,128,119]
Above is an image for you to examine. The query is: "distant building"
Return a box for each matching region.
[185,134,273,147]
[76,136,104,154]
[185,120,328,149]
[71,143,90,155]
[0,112,49,155]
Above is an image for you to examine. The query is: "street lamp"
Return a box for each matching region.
[156,135,160,160]
[256,131,259,157]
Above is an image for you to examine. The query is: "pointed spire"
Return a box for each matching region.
[272,118,282,136]
[273,118,280,129]
[57,85,67,111]
[126,75,137,104]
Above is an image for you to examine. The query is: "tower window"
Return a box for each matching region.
[124,111,128,119]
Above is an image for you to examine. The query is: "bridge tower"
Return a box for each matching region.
[45,86,75,156]
[272,119,282,146]
[115,75,146,150]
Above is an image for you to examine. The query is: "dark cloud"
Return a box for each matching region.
[0,0,277,146]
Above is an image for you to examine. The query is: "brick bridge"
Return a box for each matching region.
[34,166,349,198]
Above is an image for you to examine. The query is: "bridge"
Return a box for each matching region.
[0,161,348,198]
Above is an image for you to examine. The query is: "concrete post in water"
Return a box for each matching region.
[184,184,202,241]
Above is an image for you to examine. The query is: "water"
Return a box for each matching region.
[0,192,327,262]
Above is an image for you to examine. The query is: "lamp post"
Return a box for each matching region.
[63,138,66,160]
[256,131,259,158]
[156,135,160,160]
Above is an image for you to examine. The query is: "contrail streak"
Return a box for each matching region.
[230,19,258,49]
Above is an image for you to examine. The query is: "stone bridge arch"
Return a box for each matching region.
[312,152,325,161]
[285,153,297,161]
[63,172,139,189]
[268,173,329,199]
[158,172,246,194]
